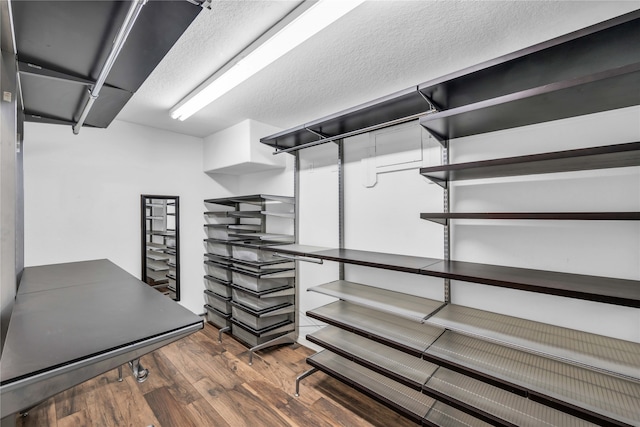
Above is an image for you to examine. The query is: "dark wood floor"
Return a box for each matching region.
[16,323,417,427]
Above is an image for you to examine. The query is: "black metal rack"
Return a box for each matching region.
[141,195,180,301]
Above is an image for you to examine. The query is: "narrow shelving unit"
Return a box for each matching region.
[203,194,296,362]
[141,195,179,300]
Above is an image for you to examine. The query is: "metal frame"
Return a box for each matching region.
[141,194,180,301]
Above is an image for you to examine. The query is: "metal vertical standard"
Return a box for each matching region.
[337,139,345,281]
[441,141,451,303]
[294,151,300,341]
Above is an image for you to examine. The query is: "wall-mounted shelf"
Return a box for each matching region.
[419,142,640,184]
[260,11,640,152]
[308,302,640,426]
[308,301,443,357]
[425,304,640,380]
[259,10,640,427]
[308,280,444,321]
[423,331,640,426]
[418,64,640,141]
[264,245,640,307]
[266,244,441,273]
[308,327,595,427]
[420,212,640,224]
[306,350,491,427]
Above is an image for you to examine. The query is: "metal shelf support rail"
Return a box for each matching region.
[73,0,147,134]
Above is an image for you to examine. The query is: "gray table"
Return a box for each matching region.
[0,259,203,418]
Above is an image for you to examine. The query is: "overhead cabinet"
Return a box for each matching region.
[260,10,640,427]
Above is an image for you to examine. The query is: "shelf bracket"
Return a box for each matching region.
[304,126,332,141]
[420,124,448,148]
[423,176,448,189]
[420,216,449,226]
[416,87,442,113]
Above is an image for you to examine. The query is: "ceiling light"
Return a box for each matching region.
[170,0,366,121]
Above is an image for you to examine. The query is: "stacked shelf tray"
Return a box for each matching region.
[203,195,296,353]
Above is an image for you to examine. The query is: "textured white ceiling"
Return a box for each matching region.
[116,1,640,138]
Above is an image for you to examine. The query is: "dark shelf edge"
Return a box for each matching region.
[419,142,640,181]
[306,333,425,391]
[420,212,640,222]
[306,353,429,425]
[420,351,628,427]
[419,262,640,308]
[260,12,640,151]
[271,245,639,308]
[306,309,425,358]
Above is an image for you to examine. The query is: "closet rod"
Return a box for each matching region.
[272,110,434,155]
[73,0,147,135]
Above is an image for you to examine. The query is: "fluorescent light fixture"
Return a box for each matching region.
[170,0,366,121]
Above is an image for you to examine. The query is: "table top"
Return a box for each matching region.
[1,259,202,385]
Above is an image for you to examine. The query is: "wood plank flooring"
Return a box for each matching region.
[15,323,417,427]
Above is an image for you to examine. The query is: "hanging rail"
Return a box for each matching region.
[72,0,148,135]
[272,109,436,155]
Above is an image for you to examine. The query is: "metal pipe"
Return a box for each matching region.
[272,110,435,155]
[273,253,324,264]
[73,0,147,135]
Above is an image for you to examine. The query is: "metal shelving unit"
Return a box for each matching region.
[203,194,296,363]
[258,10,640,427]
[141,195,179,300]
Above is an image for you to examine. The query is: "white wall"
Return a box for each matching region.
[23,120,235,314]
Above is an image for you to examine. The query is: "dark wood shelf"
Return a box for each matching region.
[418,63,640,141]
[263,245,640,307]
[260,11,640,151]
[420,261,640,308]
[204,194,294,206]
[420,142,640,183]
[420,212,640,224]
